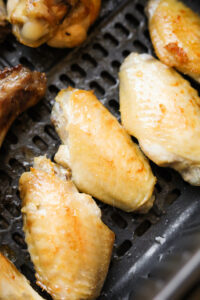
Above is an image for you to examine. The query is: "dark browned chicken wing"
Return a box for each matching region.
[0,64,46,147]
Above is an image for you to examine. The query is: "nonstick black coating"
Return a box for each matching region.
[0,0,200,299]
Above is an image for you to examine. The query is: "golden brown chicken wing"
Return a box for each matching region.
[51,88,156,212]
[7,0,101,48]
[147,0,200,82]
[0,65,46,147]
[119,53,200,185]
[19,156,114,300]
[0,252,44,299]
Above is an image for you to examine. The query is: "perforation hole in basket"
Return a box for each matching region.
[48,84,60,96]
[114,23,130,37]
[116,240,132,257]
[0,215,9,230]
[144,29,151,42]
[27,107,42,122]
[104,33,119,46]
[136,3,145,15]
[71,64,86,77]
[44,125,58,141]
[6,131,18,144]
[125,13,140,27]
[9,158,25,172]
[33,136,48,151]
[89,81,105,96]
[111,212,128,229]
[133,40,148,53]
[4,39,16,52]
[4,203,21,218]
[166,189,181,205]
[19,57,34,70]
[135,220,152,237]
[101,71,116,85]
[13,233,27,249]
[60,74,75,87]
[111,60,120,71]
[122,50,131,58]
[108,99,119,112]
[93,43,108,57]
[155,182,162,193]
[82,53,97,67]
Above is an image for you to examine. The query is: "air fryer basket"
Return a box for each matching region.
[1,0,200,299]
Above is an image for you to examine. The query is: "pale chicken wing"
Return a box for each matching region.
[19,156,114,300]
[51,88,156,213]
[0,65,46,147]
[147,0,200,82]
[0,252,44,300]
[119,53,200,185]
[7,0,101,48]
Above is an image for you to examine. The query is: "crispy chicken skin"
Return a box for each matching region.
[119,53,200,185]
[0,0,10,42]
[7,0,101,48]
[0,64,46,147]
[147,0,200,82]
[0,253,44,300]
[51,88,156,213]
[19,156,114,300]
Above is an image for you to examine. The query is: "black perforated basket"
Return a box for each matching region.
[1,0,200,299]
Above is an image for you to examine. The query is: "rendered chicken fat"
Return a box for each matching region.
[19,156,114,300]
[147,0,200,82]
[0,253,44,299]
[119,53,200,185]
[51,88,156,212]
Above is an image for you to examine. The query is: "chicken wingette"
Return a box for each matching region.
[0,252,44,300]
[51,88,156,213]
[147,0,200,82]
[119,53,200,185]
[0,65,46,148]
[7,0,101,48]
[19,156,114,300]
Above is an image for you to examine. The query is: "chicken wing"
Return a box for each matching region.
[51,88,156,212]
[119,53,200,185]
[19,156,114,300]
[0,64,46,147]
[147,0,200,82]
[0,252,44,300]
[0,0,10,42]
[7,0,101,48]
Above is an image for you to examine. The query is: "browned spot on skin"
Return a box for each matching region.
[180,9,186,14]
[172,81,180,87]
[165,42,189,64]
[137,165,144,173]
[179,107,184,113]
[159,104,166,114]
